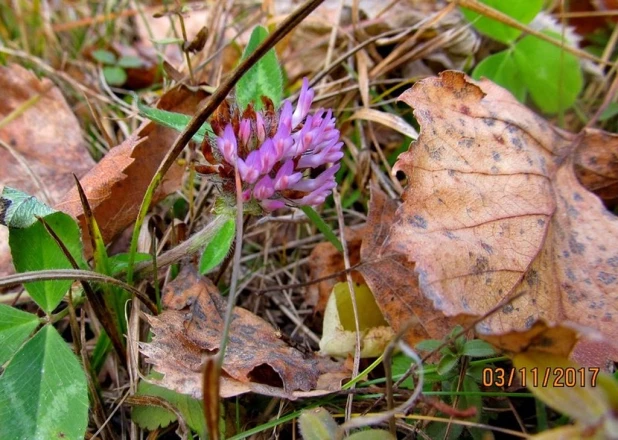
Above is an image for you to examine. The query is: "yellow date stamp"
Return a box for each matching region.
[482,366,600,388]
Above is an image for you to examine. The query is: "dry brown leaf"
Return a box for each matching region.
[348,108,418,139]
[358,184,453,346]
[142,267,347,399]
[56,85,208,251]
[307,226,366,315]
[0,64,95,277]
[574,128,618,210]
[386,71,618,361]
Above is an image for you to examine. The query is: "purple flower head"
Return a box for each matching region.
[198,78,342,213]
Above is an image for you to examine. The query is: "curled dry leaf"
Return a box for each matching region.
[56,86,208,252]
[574,128,618,210]
[142,268,347,399]
[386,71,618,361]
[0,64,95,277]
[359,184,453,346]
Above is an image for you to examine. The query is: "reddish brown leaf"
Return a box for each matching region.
[142,267,347,399]
[307,226,366,315]
[574,128,618,210]
[56,86,208,251]
[387,71,618,360]
[359,184,454,346]
[0,64,95,276]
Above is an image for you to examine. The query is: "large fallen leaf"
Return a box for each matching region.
[358,184,454,345]
[142,267,347,399]
[0,64,94,277]
[386,71,618,359]
[56,86,208,251]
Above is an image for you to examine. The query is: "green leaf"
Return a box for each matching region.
[91,49,116,65]
[462,339,498,358]
[0,325,88,440]
[10,211,86,313]
[346,430,396,440]
[333,282,388,331]
[299,407,339,440]
[0,305,39,365]
[103,66,127,86]
[461,0,544,44]
[199,217,235,274]
[0,187,55,228]
[132,374,206,437]
[472,50,526,102]
[459,375,482,422]
[117,55,143,69]
[236,25,283,110]
[108,252,152,276]
[300,205,343,253]
[415,339,442,352]
[599,102,618,122]
[391,353,415,389]
[136,99,212,143]
[513,32,583,113]
[437,353,459,376]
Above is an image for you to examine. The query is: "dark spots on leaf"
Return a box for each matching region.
[565,285,579,304]
[602,312,613,322]
[598,272,617,285]
[539,157,547,174]
[481,242,493,254]
[408,214,428,229]
[458,138,474,149]
[429,147,442,160]
[448,169,455,177]
[494,135,505,145]
[473,256,489,274]
[567,205,579,219]
[459,105,470,115]
[483,118,496,127]
[491,166,499,173]
[566,268,576,282]
[461,298,470,311]
[492,151,501,161]
[537,219,545,227]
[478,322,491,333]
[599,245,607,252]
[511,137,523,150]
[607,256,618,268]
[525,316,535,329]
[562,250,570,258]
[0,198,10,226]
[502,304,514,314]
[568,236,585,255]
[588,156,598,165]
[573,192,583,202]
[530,298,536,304]
[444,231,457,240]
[525,269,539,287]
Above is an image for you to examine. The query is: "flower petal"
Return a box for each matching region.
[217,124,238,163]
